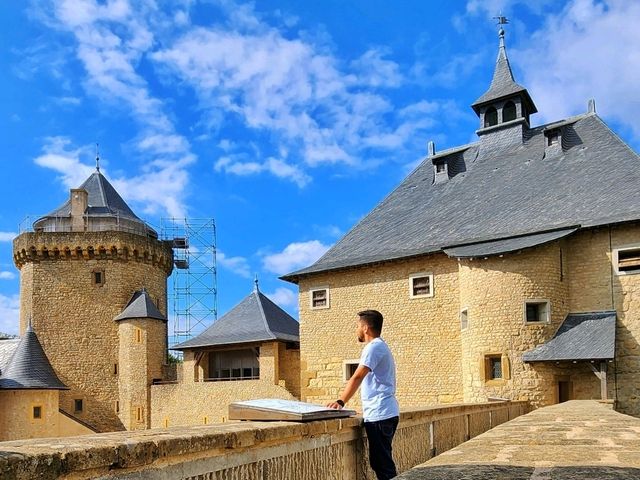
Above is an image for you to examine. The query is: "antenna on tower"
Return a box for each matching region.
[95,143,100,172]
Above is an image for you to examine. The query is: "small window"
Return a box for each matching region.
[615,246,640,275]
[33,405,42,419]
[114,401,120,413]
[503,101,517,122]
[135,328,143,343]
[163,418,169,428]
[343,360,359,381]
[74,399,83,413]
[524,300,550,323]
[484,107,498,127]
[409,273,434,298]
[113,363,118,375]
[136,406,143,422]
[435,162,446,173]
[488,356,502,380]
[310,287,330,309]
[203,416,209,425]
[546,129,559,146]
[460,308,468,330]
[92,269,105,286]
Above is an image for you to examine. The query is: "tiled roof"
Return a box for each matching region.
[283,113,640,281]
[34,170,156,236]
[172,289,299,350]
[0,338,20,374]
[523,312,616,362]
[114,289,167,322]
[0,324,68,390]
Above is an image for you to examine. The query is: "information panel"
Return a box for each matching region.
[228,398,357,422]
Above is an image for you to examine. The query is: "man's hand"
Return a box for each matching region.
[326,401,343,410]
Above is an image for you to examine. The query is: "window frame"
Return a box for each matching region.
[343,359,360,382]
[74,398,84,414]
[523,299,550,324]
[92,268,105,286]
[309,287,330,310]
[482,353,510,383]
[613,244,640,276]
[460,308,469,330]
[32,405,43,420]
[409,272,434,298]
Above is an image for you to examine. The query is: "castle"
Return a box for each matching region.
[282,28,640,416]
[2,27,640,442]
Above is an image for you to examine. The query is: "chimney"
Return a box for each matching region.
[70,188,88,232]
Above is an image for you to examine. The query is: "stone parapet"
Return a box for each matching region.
[0,400,528,479]
[13,231,173,274]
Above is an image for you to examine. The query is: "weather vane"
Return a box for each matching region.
[96,143,100,172]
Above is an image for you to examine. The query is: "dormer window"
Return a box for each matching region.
[435,163,446,174]
[484,107,498,127]
[546,129,559,146]
[503,101,516,122]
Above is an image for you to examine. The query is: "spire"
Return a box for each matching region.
[471,20,537,115]
[254,274,259,292]
[95,143,100,172]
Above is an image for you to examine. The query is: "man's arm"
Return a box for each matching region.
[327,364,370,409]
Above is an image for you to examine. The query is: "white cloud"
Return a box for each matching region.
[217,251,251,278]
[262,240,331,275]
[0,232,17,242]
[264,287,298,309]
[34,137,96,188]
[351,48,402,88]
[215,156,311,187]
[0,272,16,280]
[515,0,640,139]
[0,294,20,336]
[33,0,196,217]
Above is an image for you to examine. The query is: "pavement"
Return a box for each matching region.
[396,400,640,479]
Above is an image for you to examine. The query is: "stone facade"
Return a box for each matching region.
[13,231,173,432]
[297,223,640,416]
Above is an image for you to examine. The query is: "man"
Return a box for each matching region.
[327,309,399,480]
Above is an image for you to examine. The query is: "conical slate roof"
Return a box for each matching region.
[471,30,537,114]
[33,170,156,236]
[172,288,299,350]
[0,323,67,390]
[114,289,167,322]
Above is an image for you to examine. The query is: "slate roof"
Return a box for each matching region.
[0,338,20,374]
[114,289,167,322]
[0,323,68,390]
[34,170,156,236]
[522,312,616,362]
[471,32,537,114]
[172,288,299,350]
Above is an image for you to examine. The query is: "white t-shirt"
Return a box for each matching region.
[359,337,399,422]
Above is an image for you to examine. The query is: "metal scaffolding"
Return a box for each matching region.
[161,218,218,350]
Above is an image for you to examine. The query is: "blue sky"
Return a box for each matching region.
[1,0,640,336]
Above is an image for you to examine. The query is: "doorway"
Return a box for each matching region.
[558,381,571,403]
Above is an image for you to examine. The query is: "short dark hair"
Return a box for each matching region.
[358,309,383,334]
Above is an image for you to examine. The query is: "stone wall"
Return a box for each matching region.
[150,380,296,427]
[279,343,301,398]
[13,231,172,432]
[298,255,462,408]
[0,390,59,441]
[0,401,528,480]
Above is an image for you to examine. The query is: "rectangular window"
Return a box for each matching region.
[113,363,118,375]
[460,308,469,330]
[135,328,142,343]
[546,129,559,146]
[136,407,143,422]
[343,360,359,381]
[524,300,550,323]
[615,246,640,275]
[203,416,209,425]
[163,418,169,428]
[310,287,330,309]
[208,349,259,381]
[409,273,434,298]
[33,405,42,419]
[435,162,446,173]
[114,401,119,413]
[489,356,502,380]
[92,269,105,286]
[74,399,83,413]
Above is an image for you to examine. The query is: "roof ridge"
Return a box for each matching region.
[255,291,276,340]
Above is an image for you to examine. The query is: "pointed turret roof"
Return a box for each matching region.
[33,169,156,237]
[471,28,537,114]
[172,287,299,350]
[114,288,167,322]
[0,323,68,390]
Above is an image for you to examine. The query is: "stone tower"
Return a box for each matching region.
[13,169,173,432]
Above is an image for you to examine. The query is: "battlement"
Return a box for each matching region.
[13,231,174,274]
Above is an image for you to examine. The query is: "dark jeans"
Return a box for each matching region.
[364,416,399,480]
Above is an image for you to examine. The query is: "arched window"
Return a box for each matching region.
[484,107,498,127]
[503,101,516,122]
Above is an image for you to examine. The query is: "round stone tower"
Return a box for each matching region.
[13,169,173,432]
